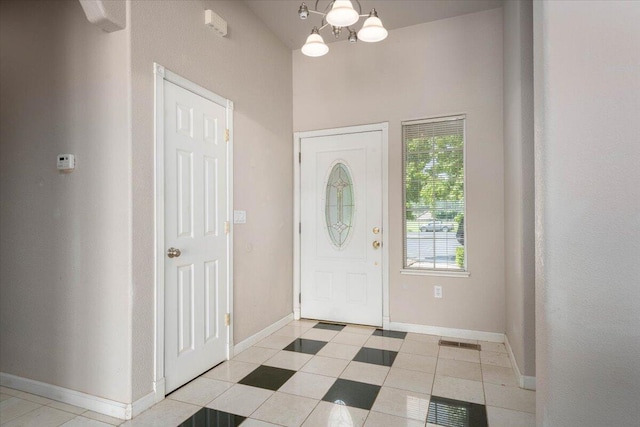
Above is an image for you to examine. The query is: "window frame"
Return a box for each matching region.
[401,114,468,275]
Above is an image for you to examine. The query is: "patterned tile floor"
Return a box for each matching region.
[0,319,535,427]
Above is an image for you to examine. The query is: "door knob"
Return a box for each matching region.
[167,247,181,258]
[372,241,381,249]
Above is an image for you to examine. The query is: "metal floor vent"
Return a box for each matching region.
[439,339,481,351]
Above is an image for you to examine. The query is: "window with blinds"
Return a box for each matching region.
[403,115,466,271]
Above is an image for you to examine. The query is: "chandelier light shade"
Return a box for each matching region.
[358,9,388,42]
[298,3,309,19]
[326,1,359,27]
[298,1,387,57]
[301,27,329,57]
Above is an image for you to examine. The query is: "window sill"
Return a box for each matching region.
[400,269,470,278]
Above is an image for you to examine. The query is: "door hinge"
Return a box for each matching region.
[299,293,301,303]
[224,221,230,234]
[224,129,230,142]
[225,313,231,326]
[298,152,301,163]
[299,222,301,234]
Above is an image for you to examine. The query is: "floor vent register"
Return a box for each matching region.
[438,339,481,351]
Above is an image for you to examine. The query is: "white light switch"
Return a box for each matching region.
[233,210,246,224]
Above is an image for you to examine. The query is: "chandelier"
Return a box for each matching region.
[298,1,388,57]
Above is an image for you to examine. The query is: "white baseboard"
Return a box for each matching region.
[0,372,130,419]
[387,321,505,343]
[0,372,164,420]
[131,379,164,418]
[504,335,536,391]
[521,375,536,390]
[233,313,294,356]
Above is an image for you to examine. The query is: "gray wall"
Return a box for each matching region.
[293,9,505,334]
[129,0,293,399]
[534,1,640,424]
[0,0,132,403]
[0,0,293,405]
[503,0,535,378]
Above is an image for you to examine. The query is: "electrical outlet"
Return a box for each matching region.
[434,285,443,298]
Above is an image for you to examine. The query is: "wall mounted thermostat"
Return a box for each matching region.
[57,154,75,171]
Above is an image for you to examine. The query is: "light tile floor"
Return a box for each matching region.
[0,386,123,426]
[0,319,535,426]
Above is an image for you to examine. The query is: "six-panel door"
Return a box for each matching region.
[164,81,228,393]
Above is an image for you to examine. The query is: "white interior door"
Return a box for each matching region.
[164,80,228,393]
[300,130,383,326]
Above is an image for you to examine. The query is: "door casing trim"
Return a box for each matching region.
[153,63,234,398]
[293,123,390,328]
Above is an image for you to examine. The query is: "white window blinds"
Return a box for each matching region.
[402,115,466,270]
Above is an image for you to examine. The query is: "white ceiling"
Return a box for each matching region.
[244,0,504,50]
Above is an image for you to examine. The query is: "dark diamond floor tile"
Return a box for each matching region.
[283,338,327,355]
[238,365,296,391]
[427,395,488,427]
[372,328,407,339]
[313,322,346,331]
[353,347,398,367]
[322,378,381,411]
[177,407,246,427]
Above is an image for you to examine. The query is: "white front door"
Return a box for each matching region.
[163,80,228,393]
[300,130,383,326]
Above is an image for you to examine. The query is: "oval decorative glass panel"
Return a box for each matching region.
[325,163,355,248]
